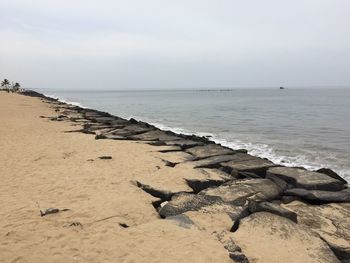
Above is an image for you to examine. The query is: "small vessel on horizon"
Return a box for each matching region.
[280,86,285,89]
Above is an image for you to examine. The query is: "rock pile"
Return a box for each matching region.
[22,91,350,263]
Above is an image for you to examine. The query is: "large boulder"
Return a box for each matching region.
[267,167,345,191]
[316,168,348,184]
[129,130,181,142]
[185,144,235,160]
[283,201,350,261]
[110,125,152,137]
[284,188,350,203]
[248,201,298,223]
[164,139,205,149]
[220,153,276,175]
[158,192,223,218]
[200,178,283,205]
[189,154,243,169]
[232,212,340,263]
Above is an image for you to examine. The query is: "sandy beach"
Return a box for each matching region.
[1,92,349,263]
[0,93,233,262]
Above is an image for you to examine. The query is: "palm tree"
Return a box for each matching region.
[13,82,21,92]
[1,79,10,92]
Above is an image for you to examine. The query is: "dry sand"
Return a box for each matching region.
[0,93,232,263]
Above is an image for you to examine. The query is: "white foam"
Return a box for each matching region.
[44,94,87,108]
[131,117,349,179]
[38,98,350,180]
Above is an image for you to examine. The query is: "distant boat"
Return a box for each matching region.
[280,87,285,89]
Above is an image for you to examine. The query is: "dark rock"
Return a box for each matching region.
[20,89,56,100]
[284,188,350,203]
[281,195,300,204]
[109,125,152,137]
[185,178,229,194]
[40,208,70,217]
[40,208,59,216]
[158,146,183,153]
[234,149,248,154]
[248,201,298,223]
[200,178,283,205]
[148,141,167,146]
[95,134,126,140]
[316,168,348,184]
[185,144,235,160]
[129,130,181,142]
[220,153,276,175]
[118,223,129,228]
[267,167,346,191]
[135,181,175,201]
[162,160,178,167]
[165,139,205,149]
[128,118,138,124]
[158,192,223,218]
[191,155,242,169]
[238,171,262,179]
[229,252,250,263]
[99,156,112,160]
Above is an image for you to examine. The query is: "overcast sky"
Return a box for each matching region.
[1,0,350,90]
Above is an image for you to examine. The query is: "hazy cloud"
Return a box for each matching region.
[1,0,349,89]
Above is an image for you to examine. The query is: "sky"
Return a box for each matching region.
[0,0,350,90]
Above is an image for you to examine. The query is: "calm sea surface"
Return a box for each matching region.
[39,88,350,180]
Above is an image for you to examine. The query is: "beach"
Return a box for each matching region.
[1,91,349,263]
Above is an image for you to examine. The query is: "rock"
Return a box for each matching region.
[200,178,283,205]
[109,125,152,137]
[157,146,183,153]
[95,134,126,140]
[316,168,348,184]
[185,144,235,160]
[237,171,262,179]
[284,188,350,203]
[158,192,223,218]
[162,160,178,167]
[220,153,276,175]
[134,181,175,201]
[99,156,112,160]
[281,195,300,204]
[39,207,70,217]
[234,149,248,154]
[248,201,298,223]
[91,116,120,124]
[232,212,340,263]
[165,139,205,149]
[129,130,181,142]
[267,167,346,191]
[118,223,129,228]
[214,231,249,263]
[283,201,350,261]
[185,174,230,193]
[190,155,243,169]
[40,208,59,216]
[229,252,250,263]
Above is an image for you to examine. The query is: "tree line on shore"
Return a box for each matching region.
[1,78,21,92]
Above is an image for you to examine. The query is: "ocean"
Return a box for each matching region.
[39,88,350,180]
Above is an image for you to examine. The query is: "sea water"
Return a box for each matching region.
[39,88,350,180]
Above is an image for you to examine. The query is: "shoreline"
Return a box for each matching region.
[1,90,350,263]
[41,89,348,179]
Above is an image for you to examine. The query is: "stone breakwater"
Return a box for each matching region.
[21,89,350,263]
